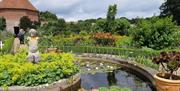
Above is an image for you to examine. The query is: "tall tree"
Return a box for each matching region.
[54,18,66,34]
[40,18,66,36]
[19,16,32,30]
[115,18,130,35]
[40,11,58,21]
[106,4,117,33]
[160,0,180,25]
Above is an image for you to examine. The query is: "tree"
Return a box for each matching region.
[77,20,92,33]
[39,18,66,36]
[160,0,180,25]
[115,18,131,35]
[54,18,66,34]
[106,4,117,33]
[40,11,58,21]
[0,17,6,31]
[19,16,32,30]
[95,18,107,32]
[132,17,175,50]
[65,22,80,34]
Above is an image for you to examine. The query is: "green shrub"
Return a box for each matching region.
[115,18,131,36]
[115,36,132,48]
[99,86,132,91]
[80,39,95,46]
[92,32,116,46]
[172,31,180,47]
[0,53,79,86]
[58,46,159,69]
[59,46,159,58]
[39,19,66,36]
[132,17,175,50]
[0,37,14,54]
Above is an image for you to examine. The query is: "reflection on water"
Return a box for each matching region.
[107,71,117,86]
[79,60,153,91]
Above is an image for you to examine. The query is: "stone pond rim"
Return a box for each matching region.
[76,53,158,91]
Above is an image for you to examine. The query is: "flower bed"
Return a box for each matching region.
[0,53,79,87]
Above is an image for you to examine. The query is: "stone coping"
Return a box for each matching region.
[0,73,81,91]
[76,53,158,90]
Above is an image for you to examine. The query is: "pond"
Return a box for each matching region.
[79,59,154,91]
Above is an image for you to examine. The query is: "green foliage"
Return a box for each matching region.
[115,36,132,48]
[39,18,66,36]
[0,31,13,54]
[160,0,180,25]
[99,86,132,91]
[66,22,80,34]
[132,17,175,50]
[51,35,95,47]
[115,18,131,35]
[40,11,58,21]
[19,16,32,30]
[31,21,41,29]
[59,46,159,58]
[77,19,95,33]
[39,34,54,49]
[135,56,159,69]
[0,37,14,54]
[58,45,159,69]
[95,19,107,32]
[0,17,6,31]
[172,31,180,47]
[106,4,117,33]
[0,53,79,86]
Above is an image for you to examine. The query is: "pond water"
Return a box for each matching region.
[79,59,154,91]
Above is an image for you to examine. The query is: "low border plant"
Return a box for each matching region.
[0,53,79,86]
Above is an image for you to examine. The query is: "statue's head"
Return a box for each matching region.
[29,29,37,37]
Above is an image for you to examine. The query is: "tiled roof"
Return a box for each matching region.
[0,0,38,11]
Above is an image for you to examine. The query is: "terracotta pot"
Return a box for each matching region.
[154,73,180,91]
[47,48,58,53]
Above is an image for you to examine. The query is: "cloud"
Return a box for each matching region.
[30,0,165,21]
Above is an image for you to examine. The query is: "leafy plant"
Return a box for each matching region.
[92,32,116,46]
[153,51,180,79]
[115,36,132,48]
[99,86,132,91]
[172,31,180,47]
[0,37,14,54]
[0,53,79,86]
[132,17,175,50]
[115,18,131,35]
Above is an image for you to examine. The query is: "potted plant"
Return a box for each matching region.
[153,51,180,91]
[46,36,58,53]
[39,32,58,53]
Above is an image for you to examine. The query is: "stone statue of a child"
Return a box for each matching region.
[27,29,40,63]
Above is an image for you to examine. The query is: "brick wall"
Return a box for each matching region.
[0,9,39,33]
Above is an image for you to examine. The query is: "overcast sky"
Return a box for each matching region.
[30,0,165,21]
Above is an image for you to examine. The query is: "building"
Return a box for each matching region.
[0,0,39,33]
